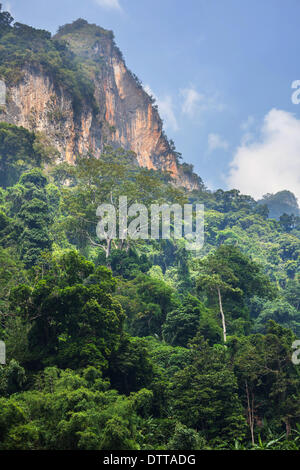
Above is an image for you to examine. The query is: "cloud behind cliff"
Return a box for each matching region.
[181,88,202,117]
[181,87,225,119]
[144,84,179,132]
[227,109,300,202]
[208,133,229,152]
[94,0,122,11]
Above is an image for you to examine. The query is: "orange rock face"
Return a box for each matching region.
[0,23,200,190]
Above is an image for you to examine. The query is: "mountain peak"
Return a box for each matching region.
[54,19,116,59]
[55,18,113,40]
[0,16,202,190]
[258,190,300,219]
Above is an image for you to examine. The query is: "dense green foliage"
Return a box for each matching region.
[0,6,98,117]
[0,131,299,450]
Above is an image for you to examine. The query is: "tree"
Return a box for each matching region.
[170,334,247,443]
[284,275,300,311]
[9,251,125,369]
[253,299,300,336]
[280,213,297,233]
[0,4,13,36]
[231,322,300,442]
[167,422,206,450]
[162,294,206,347]
[107,247,150,280]
[108,336,154,394]
[0,123,55,189]
[196,245,275,342]
[55,146,186,257]
[5,169,53,267]
[0,247,26,329]
[0,359,26,396]
[130,274,175,337]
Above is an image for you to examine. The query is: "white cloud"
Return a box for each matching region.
[227,108,300,202]
[144,84,179,132]
[143,85,225,133]
[208,133,229,152]
[239,116,256,145]
[180,87,225,119]
[181,88,202,116]
[94,0,122,11]
[158,96,179,132]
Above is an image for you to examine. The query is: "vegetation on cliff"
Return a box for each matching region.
[0,6,97,116]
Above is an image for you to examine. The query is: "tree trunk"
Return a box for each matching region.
[217,286,227,343]
[105,238,112,259]
[245,380,255,446]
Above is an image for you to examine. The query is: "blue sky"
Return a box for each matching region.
[3,0,300,200]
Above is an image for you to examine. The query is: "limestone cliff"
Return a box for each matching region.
[0,19,201,190]
[258,190,300,219]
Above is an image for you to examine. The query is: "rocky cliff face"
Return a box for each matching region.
[258,190,300,219]
[0,19,200,190]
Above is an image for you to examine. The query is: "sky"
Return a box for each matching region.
[3,0,300,201]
